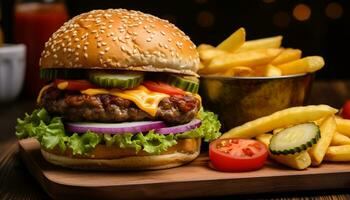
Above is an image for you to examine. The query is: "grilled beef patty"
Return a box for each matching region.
[40,88,200,124]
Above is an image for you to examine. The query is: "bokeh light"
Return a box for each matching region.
[325,2,343,19]
[196,11,215,28]
[293,4,311,21]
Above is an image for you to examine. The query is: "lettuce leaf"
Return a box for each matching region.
[176,109,221,142]
[15,108,221,155]
[68,131,102,155]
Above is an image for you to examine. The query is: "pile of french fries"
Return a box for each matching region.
[220,105,350,170]
[197,27,325,77]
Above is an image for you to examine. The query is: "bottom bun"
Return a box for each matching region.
[41,138,201,170]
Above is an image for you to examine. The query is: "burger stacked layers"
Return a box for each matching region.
[15,9,221,170]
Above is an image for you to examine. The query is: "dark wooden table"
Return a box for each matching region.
[1,79,350,200]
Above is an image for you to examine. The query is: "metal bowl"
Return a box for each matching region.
[199,73,314,132]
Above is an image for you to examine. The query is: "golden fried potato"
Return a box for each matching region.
[220,105,338,139]
[236,35,283,52]
[309,116,336,166]
[205,48,282,74]
[270,48,302,65]
[331,132,350,146]
[217,27,246,52]
[325,145,350,162]
[277,56,325,75]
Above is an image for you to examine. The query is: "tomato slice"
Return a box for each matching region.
[341,100,350,119]
[209,139,268,172]
[54,79,96,91]
[143,81,185,95]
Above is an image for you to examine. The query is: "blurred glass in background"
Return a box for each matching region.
[13,0,68,97]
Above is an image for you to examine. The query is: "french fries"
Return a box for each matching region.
[270,48,302,65]
[331,132,350,146]
[222,66,253,77]
[236,35,282,52]
[309,116,336,166]
[217,28,245,52]
[254,64,282,77]
[220,105,337,139]
[335,117,350,137]
[204,48,282,74]
[198,48,227,66]
[256,133,311,170]
[197,27,325,77]
[277,56,325,75]
[325,145,350,162]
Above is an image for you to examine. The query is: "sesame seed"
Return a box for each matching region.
[108,25,112,29]
[97,43,102,48]
[168,38,172,42]
[105,47,110,52]
[102,42,107,46]
[164,44,169,49]
[83,46,87,50]
[99,51,105,55]
[74,38,79,42]
[75,57,79,61]
[76,45,81,49]
[75,52,79,56]
[160,31,166,36]
[53,54,58,58]
[84,53,88,58]
[113,37,117,41]
[125,35,130,39]
[146,38,152,42]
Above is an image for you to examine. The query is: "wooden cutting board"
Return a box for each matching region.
[19,138,350,200]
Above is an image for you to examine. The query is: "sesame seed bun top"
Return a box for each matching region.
[39,9,200,76]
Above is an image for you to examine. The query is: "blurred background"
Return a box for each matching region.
[0,0,348,99]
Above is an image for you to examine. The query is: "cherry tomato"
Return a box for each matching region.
[340,100,350,119]
[209,139,268,172]
[54,79,96,91]
[143,81,185,95]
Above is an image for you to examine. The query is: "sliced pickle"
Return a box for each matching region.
[166,74,199,93]
[269,122,320,155]
[40,69,85,81]
[88,71,144,89]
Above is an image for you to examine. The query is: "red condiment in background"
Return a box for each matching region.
[14,2,68,97]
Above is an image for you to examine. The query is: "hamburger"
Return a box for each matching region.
[15,9,221,170]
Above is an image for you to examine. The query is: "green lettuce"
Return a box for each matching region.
[104,131,177,154]
[15,108,221,155]
[176,109,221,142]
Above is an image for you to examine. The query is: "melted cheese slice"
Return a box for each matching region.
[81,86,169,117]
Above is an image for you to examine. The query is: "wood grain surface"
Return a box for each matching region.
[19,138,350,200]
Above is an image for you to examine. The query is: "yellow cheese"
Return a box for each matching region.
[57,81,69,90]
[81,86,169,117]
[36,83,54,104]
[110,86,169,117]
[81,88,110,96]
